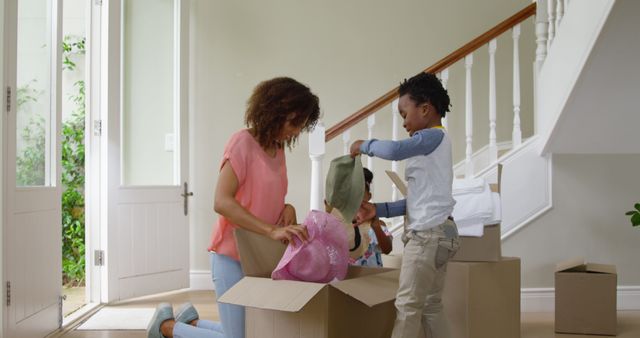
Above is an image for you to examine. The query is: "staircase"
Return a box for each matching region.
[306,0,622,239]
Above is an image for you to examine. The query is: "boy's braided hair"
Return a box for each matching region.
[398,72,451,118]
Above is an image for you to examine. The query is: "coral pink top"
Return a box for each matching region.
[208,129,288,261]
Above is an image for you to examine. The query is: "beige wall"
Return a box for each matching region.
[504,154,640,287]
[189,0,532,271]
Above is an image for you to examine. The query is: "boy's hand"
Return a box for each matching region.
[354,201,376,225]
[350,140,364,158]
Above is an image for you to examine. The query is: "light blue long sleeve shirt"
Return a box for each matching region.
[359,128,446,220]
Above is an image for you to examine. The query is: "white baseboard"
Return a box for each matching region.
[521,286,640,312]
[189,270,214,290]
[521,288,556,312]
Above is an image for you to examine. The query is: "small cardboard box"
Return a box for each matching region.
[555,258,617,336]
[442,257,521,338]
[385,167,502,262]
[218,228,400,338]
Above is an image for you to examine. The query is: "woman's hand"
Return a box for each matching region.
[277,203,297,226]
[268,224,309,247]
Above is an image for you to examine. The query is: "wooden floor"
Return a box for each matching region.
[59,290,640,338]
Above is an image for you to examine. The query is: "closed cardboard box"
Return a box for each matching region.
[555,258,617,336]
[450,223,501,262]
[218,228,401,338]
[442,257,521,338]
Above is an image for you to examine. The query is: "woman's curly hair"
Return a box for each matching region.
[245,77,320,149]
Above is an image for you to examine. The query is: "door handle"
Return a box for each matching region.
[181,182,194,216]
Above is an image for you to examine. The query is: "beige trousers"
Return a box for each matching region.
[391,219,459,338]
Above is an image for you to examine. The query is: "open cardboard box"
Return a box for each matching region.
[218,228,401,338]
[385,164,502,262]
[555,257,617,336]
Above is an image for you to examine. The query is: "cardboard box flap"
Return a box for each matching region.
[218,276,327,312]
[331,270,400,307]
[495,163,503,193]
[585,263,617,274]
[234,228,286,278]
[385,170,407,197]
[555,257,587,272]
[556,258,617,274]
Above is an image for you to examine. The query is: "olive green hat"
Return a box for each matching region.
[325,155,364,223]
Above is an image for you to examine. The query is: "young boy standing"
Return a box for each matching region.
[350,72,459,338]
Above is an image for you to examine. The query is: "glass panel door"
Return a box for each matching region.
[122,0,177,186]
[16,0,54,187]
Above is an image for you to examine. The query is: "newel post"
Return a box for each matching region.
[309,122,325,211]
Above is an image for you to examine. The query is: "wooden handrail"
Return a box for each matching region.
[325,2,536,142]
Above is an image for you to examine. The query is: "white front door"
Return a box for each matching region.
[102,0,190,301]
[3,0,63,337]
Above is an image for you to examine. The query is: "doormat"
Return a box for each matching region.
[77,307,155,330]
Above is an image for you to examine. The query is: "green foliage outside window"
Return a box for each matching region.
[61,35,86,287]
[16,116,46,186]
[16,80,46,186]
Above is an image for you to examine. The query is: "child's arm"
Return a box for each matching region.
[371,218,392,254]
[350,128,444,161]
[355,199,407,223]
[375,199,406,218]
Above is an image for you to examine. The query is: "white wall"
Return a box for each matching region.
[540,0,640,154]
[189,0,532,272]
[504,154,640,287]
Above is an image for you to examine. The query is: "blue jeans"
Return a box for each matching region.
[174,320,224,338]
[172,252,245,338]
[211,252,245,338]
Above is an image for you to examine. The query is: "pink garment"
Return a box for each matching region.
[272,210,349,283]
[209,129,288,261]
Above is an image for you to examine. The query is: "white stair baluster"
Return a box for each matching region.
[535,0,549,70]
[547,0,556,51]
[366,115,376,191]
[342,129,351,156]
[440,69,450,130]
[464,54,474,178]
[556,0,564,29]
[308,122,325,211]
[512,24,522,147]
[391,98,400,201]
[488,39,498,164]
[534,0,549,134]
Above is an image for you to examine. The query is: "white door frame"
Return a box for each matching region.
[83,0,104,306]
